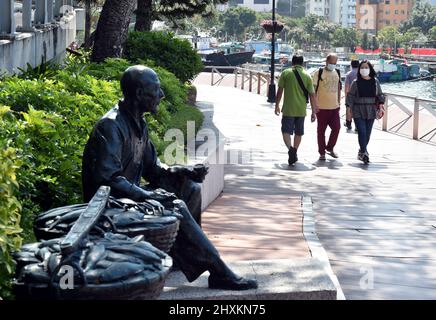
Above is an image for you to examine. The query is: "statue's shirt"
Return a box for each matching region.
[82,104,161,201]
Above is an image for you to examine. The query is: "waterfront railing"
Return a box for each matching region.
[206,66,436,144]
[383,93,436,143]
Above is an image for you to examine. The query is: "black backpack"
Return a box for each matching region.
[315,67,342,94]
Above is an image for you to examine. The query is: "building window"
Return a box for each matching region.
[253,0,270,4]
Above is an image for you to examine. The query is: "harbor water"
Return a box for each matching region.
[382,80,436,101]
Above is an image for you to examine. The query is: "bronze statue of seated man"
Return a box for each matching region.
[81,65,258,291]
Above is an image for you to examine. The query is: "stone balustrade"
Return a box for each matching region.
[0,0,77,74]
[1,0,75,36]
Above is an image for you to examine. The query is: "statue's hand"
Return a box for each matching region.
[169,164,209,183]
[189,164,209,183]
[144,188,177,202]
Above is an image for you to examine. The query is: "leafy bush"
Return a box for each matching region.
[0,113,22,298]
[125,31,204,83]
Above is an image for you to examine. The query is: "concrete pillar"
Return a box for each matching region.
[54,0,64,19]
[47,0,54,23]
[0,0,16,35]
[35,0,49,25]
[22,0,34,31]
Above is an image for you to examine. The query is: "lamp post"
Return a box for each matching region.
[267,0,277,103]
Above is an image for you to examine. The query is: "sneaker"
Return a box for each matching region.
[288,147,297,165]
[326,149,339,158]
[319,154,326,161]
[358,151,364,161]
[344,121,352,130]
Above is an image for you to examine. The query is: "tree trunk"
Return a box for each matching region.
[84,0,92,48]
[135,0,153,32]
[91,0,136,63]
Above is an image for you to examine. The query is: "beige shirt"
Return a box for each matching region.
[312,68,340,110]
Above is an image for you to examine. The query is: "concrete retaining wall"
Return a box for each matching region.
[188,101,226,212]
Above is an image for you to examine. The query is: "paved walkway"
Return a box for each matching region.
[194,80,436,300]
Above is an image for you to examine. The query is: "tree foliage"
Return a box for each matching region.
[126,31,203,83]
[219,6,257,40]
[399,2,436,34]
[331,27,359,49]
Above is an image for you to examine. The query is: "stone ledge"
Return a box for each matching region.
[159,258,337,300]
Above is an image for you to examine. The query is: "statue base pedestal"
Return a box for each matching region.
[159,258,338,300]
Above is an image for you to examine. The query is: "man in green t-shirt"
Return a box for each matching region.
[275,55,318,165]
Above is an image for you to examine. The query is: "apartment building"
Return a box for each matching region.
[305,0,356,27]
[305,0,329,17]
[356,0,415,34]
[340,0,357,27]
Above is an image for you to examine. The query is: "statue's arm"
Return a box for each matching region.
[142,142,209,188]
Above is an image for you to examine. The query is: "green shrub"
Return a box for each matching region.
[0,112,22,297]
[125,31,204,83]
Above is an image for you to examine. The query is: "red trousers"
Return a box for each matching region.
[317,108,340,155]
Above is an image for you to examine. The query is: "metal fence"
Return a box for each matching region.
[382,93,436,143]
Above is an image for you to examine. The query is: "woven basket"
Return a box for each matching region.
[114,216,180,253]
[13,256,172,300]
[34,204,180,253]
[13,236,172,300]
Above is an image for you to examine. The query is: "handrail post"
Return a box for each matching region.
[413,97,420,140]
[211,68,214,86]
[257,73,261,95]
[241,69,245,90]
[234,68,238,88]
[382,95,388,131]
[249,71,253,92]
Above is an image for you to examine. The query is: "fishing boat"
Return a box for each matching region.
[199,42,255,67]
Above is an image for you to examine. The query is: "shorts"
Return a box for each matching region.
[281,116,305,136]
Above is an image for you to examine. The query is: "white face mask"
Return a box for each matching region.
[326,64,336,71]
[360,68,370,77]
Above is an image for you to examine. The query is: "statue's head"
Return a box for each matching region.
[120,66,164,115]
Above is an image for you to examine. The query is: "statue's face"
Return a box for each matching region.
[136,76,165,115]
